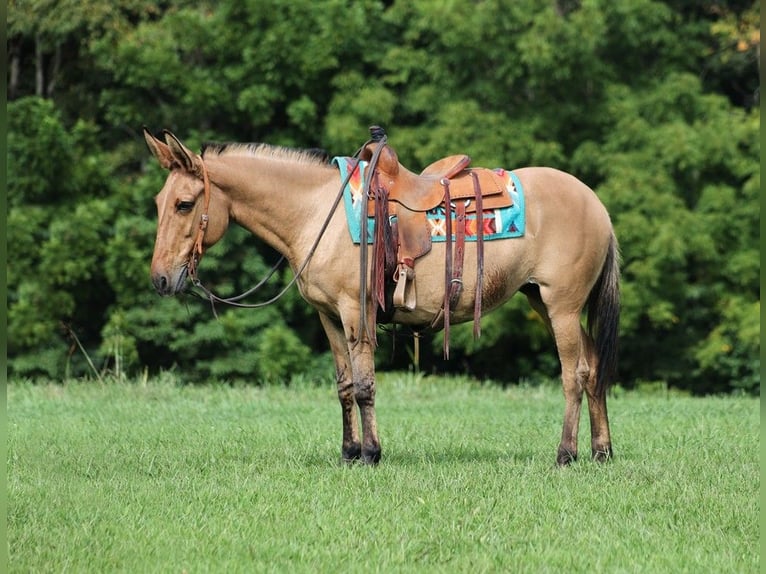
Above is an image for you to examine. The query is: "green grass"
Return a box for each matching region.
[8,374,760,573]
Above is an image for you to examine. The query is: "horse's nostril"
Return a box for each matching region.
[152,274,169,294]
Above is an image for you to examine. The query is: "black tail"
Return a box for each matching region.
[587,232,621,395]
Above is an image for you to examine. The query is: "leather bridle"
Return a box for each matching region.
[187,153,212,281]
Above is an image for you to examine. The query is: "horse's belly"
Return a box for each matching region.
[390,239,531,328]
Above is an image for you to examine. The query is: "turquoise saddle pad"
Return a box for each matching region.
[332,157,526,244]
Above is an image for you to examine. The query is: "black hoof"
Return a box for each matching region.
[361,446,381,465]
[556,447,577,467]
[341,443,362,464]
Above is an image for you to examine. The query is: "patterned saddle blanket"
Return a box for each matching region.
[332,157,525,244]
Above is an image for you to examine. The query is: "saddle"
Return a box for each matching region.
[358,126,513,356]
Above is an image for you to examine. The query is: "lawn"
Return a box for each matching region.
[7,374,760,573]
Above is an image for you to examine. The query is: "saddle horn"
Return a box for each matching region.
[361,125,399,176]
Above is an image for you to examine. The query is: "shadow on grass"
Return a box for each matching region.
[291,443,548,469]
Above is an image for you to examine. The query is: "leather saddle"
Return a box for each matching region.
[363,148,511,216]
[358,129,512,319]
[354,126,515,358]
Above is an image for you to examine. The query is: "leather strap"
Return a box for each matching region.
[370,176,389,330]
[472,171,484,339]
[359,136,389,346]
[449,199,467,307]
[188,154,212,281]
[442,178,453,358]
[427,174,483,356]
[444,194,468,359]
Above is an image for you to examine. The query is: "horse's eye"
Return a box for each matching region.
[176,200,195,213]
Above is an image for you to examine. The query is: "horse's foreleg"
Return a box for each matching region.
[349,338,381,464]
[319,313,361,463]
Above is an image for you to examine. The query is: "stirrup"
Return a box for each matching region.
[393,263,416,311]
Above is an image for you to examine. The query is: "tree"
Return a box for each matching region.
[6,0,760,393]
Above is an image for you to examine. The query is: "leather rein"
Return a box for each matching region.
[186,143,372,315]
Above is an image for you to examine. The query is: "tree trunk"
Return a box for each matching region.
[35,33,44,97]
[9,43,20,100]
[47,44,61,98]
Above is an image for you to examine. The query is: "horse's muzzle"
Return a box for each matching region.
[151,267,188,296]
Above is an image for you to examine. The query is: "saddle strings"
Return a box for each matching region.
[358,130,388,347]
[188,142,373,317]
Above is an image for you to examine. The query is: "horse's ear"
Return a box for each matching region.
[163,130,202,176]
[143,127,174,170]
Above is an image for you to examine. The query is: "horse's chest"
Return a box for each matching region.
[296,261,358,310]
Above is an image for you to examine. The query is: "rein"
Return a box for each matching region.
[358,128,388,345]
[187,144,370,315]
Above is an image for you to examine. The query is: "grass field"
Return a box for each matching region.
[7,374,760,573]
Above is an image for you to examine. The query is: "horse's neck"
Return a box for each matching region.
[206,155,338,262]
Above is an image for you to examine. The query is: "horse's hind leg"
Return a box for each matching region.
[319,313,361,462]
[525,285,611,464]
[581,333,613,461]
[548,312,590,465]
[524,285,587,465]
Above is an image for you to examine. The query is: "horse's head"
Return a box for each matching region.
[144,128,230,295]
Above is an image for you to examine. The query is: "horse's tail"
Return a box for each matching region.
[587,230,621,396]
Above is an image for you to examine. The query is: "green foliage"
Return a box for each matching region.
[7,97,78,205]
[6,0,760,393]
[694,298,760,393]
[7,98,116,377]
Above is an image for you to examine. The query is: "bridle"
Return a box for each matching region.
[184,141,377,316]
[187,153,212,281]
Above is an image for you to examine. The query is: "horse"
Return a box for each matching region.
[144,127,620,467]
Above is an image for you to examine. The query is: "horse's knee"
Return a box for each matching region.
[353,376,376,405]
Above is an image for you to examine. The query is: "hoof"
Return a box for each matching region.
[341,443,362,464]
[592,446,613,463]
[361,446,381,465]
[556,447,577,467]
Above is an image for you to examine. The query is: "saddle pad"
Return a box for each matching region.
[332,157,526,245]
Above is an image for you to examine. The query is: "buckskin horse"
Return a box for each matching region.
[144,126,620,466]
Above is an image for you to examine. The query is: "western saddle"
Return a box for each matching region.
[357,126,513,356]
